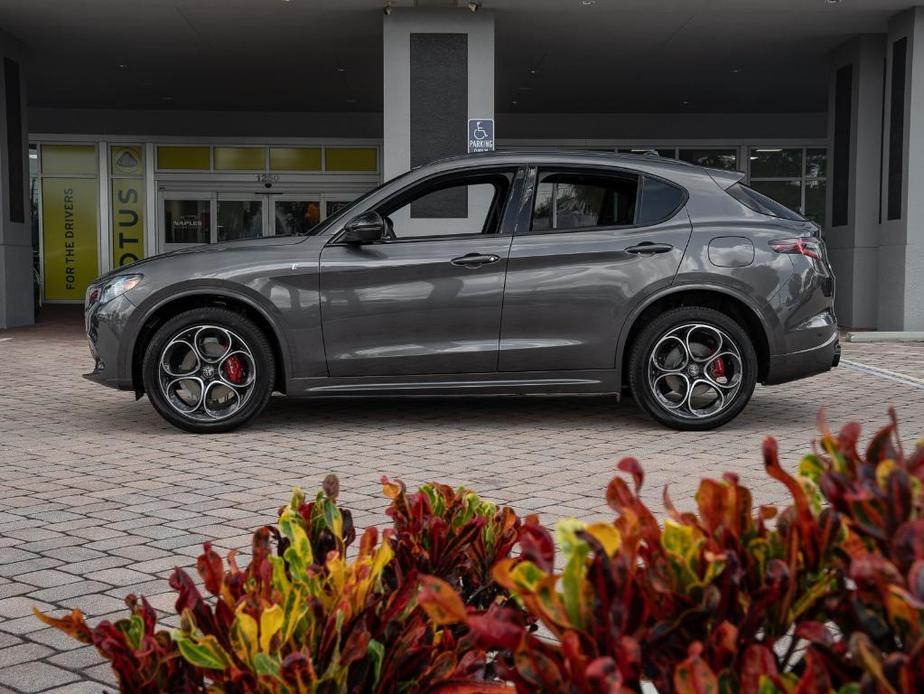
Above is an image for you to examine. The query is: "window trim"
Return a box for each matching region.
[519,164,688,236]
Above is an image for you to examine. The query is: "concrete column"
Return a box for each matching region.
[0,29,32,329]
[825,35,886,330]
[382,8,494,181]
[879,8,924,330]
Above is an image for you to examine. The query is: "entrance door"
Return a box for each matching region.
[319,169,521,377]
[158,191,365,251]
[217,193,264,242]
[161,191,212,251]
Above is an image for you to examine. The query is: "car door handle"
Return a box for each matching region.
[624,242,674,255]
[450,253,501,267]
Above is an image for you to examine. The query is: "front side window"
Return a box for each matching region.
[376,171,514,240]
[531,171,638,231]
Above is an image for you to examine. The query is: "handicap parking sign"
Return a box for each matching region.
[468,119,495,153]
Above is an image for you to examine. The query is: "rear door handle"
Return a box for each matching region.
[450,253,501,267]
[625,242,673,255]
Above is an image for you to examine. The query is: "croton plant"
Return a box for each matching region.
[36,410,924,693]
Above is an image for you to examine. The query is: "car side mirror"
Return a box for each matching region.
[339,211,385,244]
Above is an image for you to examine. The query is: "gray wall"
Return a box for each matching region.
[383,8,494,181]
[28,108,382,139]
[0,28,32,328]
[825,35,885,330]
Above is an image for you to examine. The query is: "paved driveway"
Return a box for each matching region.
[1,309,924,691]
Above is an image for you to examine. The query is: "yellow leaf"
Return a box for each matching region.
[260,604,284,653]
[585,523,621,556]
[230,604,259,666]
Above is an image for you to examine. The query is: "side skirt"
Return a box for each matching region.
[286,369,622,398]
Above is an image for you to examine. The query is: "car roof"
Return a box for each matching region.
[419,149,743,186]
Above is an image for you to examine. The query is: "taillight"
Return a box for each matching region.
[769,237,823,261]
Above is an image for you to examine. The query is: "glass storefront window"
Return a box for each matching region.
[270,148,322,171]
[749,147,828,226]
[214,147,266,171]
[164,199,210,244]
[325,147,378,172]
[749,148,802,178]
[806,148,828,178]
[748,180,802,214]
[804,179,827,225]
[678,149,738,171]
[274,200,320,236]
[218,200,263,241]
[157,146,210,170]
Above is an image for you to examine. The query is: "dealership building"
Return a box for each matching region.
[0,0,922,331]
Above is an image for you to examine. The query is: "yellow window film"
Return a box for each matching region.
[269,147,322,171]
[41,145,97,176]
[214,147,266,171]
[42,177,99,301]
[157,146,210,170]
[111,145,144,177]
[325,147,377,172]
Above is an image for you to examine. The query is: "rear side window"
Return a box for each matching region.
[727,182,805,221]
[637,177,686,225]
[531,171,638,231]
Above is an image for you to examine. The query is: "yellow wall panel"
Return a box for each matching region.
[42,177,99,301]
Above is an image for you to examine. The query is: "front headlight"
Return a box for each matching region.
[99,274,143,305]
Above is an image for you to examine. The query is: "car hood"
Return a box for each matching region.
[94,235,307,284]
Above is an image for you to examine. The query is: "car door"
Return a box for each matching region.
[319,167,523,377]
[498,165,693,372]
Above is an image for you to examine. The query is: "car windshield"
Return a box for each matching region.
[306,170,416,236]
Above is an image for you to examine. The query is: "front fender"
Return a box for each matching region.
[120,280,298,393]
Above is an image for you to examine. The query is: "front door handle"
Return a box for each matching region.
[625,242,674,255]
[450,253,501,268]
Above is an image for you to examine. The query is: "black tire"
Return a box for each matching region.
[627,306,758,431]
[142,307,275,433]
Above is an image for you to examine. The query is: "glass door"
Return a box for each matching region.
[161,191,212,251]
[271,195,321,236]
[217,193,264,242]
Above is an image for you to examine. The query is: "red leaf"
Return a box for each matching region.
[740,644,780,693]
[196,542,224,597]
[793,649,833,694]
[617,457,644,493]
[518,518,555,572]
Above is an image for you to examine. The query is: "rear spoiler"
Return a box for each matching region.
[705,168,746,190]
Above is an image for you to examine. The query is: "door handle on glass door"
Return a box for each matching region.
[624,242,673,255]
[450,253,501,267]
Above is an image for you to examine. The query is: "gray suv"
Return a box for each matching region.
[84,151,839,433]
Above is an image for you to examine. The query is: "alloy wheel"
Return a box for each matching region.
[158,325,257,422]
[646,323,744,420]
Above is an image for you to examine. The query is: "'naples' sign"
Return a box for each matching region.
[468,119,495,153]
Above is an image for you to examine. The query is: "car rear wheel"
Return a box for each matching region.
[628,306,757,431]
[142,307,275,433]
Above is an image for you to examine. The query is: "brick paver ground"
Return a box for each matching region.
[2,308,924,691]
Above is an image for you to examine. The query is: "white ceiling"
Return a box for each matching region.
[0,0,912,114]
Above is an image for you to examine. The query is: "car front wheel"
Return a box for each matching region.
[628,306,758,431]
[142,307,275,433]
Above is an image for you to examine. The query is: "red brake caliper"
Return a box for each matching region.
[223,355,244,385]
[711,356,726,380]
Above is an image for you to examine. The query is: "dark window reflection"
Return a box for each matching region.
[274,200,320,236]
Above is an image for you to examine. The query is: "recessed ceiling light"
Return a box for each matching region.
[345,98,357,104]
[529,68,537,75]
[581,0,596,5]
[118,63,128,69]
[825,0,841,4]
[336,67,345,73]
[730,67,742,74]
[681,99,691,105]
[467,1,481,12]
[511,100,519,105]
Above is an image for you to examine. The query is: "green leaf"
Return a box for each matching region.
[254,652,283,680]
[173,631,232,671]
[368,639,385,687]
